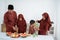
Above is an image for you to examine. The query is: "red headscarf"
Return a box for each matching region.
[18,14,25,21]
[17,14,27,33]
[42,12,51,31]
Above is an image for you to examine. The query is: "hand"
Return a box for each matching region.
[34,27,39,31]
[46,31,48,35]
[13,26,16,31]
[38,28,40,30]
[36,20,39,22]
[36,27,40,30]
[15,25,18,32]
[16,27,18,32]
[15,25,17,28]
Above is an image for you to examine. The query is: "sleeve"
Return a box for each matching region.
[24,20,27,32]
[4,13,13,28]
[14,11,17,25]
[29,26,31,34]
[37,20,41,23]
[48,23,52,31]
[4,13,8,25]
[45,24,49,31]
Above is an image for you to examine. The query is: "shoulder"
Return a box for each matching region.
[4,11,9,16]
[39,19,43,22]
[13,11,17,15]
[13,11,16,13]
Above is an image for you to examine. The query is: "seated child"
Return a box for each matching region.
[29,20,39,34]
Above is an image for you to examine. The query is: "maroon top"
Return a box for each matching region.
[29,25,35,34]
[38,12,51,35]
[17,14,27,33]
[4,11,17,33]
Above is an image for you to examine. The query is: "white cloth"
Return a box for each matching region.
[0,32,54,40]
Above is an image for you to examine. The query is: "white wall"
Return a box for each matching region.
[56,0,60,40]
[0,0,6,32]
[5,0,56,22]
[0,0,57,39]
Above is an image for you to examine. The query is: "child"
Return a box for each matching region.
[29,20,39,34]
[17,14,27,33]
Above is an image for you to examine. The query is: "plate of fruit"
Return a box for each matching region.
[10,32,20,38]
[19,33,31,38]
[6,32,20,38]
[6,32,12,36]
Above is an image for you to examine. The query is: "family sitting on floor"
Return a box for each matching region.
[4,4,52,35]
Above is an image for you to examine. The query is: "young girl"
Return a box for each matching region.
[17,14,27,33]
[37,12,51,35]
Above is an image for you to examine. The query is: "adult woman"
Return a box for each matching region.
[37,12,51,35]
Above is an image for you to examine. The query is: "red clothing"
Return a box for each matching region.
[17,14,27,33]
[38,13,51,35]
[29,25,35,34]
[4,11,17,33]
[38,19,49,35]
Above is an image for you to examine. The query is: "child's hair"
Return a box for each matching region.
[8,4,14,10]
[30,20,35,25]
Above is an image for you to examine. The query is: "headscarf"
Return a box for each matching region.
[42,12,51,30]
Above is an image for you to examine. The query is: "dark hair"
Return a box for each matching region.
[8,4,14,10]
[30,20,35,25]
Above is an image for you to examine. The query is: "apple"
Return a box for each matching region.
[6,32,12,36]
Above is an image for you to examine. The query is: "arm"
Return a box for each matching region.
[29,26,30,34]
[48,23,52,31]
[37,20,41,23]
[15,12,17,25]
[45,24,49,31]
[13,11,17,31]
[24,20,27,32]
[4,13,8,25]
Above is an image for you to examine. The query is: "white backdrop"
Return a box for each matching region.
[0,0,57,39]
[56,0,60,40]
[0,0,6,32]
[5,0,56,23]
